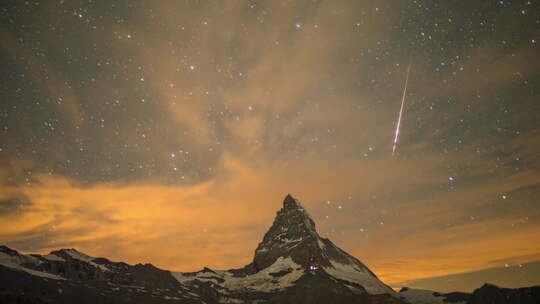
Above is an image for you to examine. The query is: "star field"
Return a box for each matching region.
[0,0,539,292]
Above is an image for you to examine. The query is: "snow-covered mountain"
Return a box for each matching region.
[0,245,206,303]
[1,194,539,303]
[171,194,398,302]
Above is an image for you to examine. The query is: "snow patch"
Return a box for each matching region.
[172,270,222,284]
[0,252,63,280]
[63,249,109,271]
[19,266,65,280]
[220,298,244,303]
[224,257,303,292]
[400,288,466,304]
[0,251,39,266]
[323,260,394,295]
[41,254,65,262]
[281,236,302,243]
[172,257,304,293]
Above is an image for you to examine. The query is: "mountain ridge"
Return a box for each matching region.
[1,194,539,304]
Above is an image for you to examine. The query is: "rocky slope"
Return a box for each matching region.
[0,245,209,303]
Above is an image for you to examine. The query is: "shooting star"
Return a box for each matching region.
[392,63,411,156]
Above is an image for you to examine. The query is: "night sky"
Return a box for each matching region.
[1,0,539,292]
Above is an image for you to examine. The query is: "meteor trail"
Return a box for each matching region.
[392,63,411,156]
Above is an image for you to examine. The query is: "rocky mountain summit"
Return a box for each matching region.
[171,194,401,303]
[1,194,538,304]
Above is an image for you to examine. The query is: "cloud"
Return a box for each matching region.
[0,150,444,270]
[0,197,29,216]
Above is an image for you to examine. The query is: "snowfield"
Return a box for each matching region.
[172,257,304,292]
[41,253,65,262]
[323,260,395,295]
[0,251,64,280]
[63,249,110,271]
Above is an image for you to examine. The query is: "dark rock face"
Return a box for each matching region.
[0,247,214,303]
[399,284,540,304]
[0,245,19,256]
[36,249,108,281]
[252,194,380,278]
[130,263,182,289]
[0,265,203,304]
[441,291,472,303]
[258,273,404,304]
[469,283,540,304]
[252,194,320,271]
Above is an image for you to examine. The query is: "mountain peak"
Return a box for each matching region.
[283,193,301,208]
[52,248,90,258]
[248,194,395,295]
[251,195,316,272]
[281,193,316,229]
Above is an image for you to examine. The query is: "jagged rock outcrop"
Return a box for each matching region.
[469,283,540,304]
[171,194,402,303]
